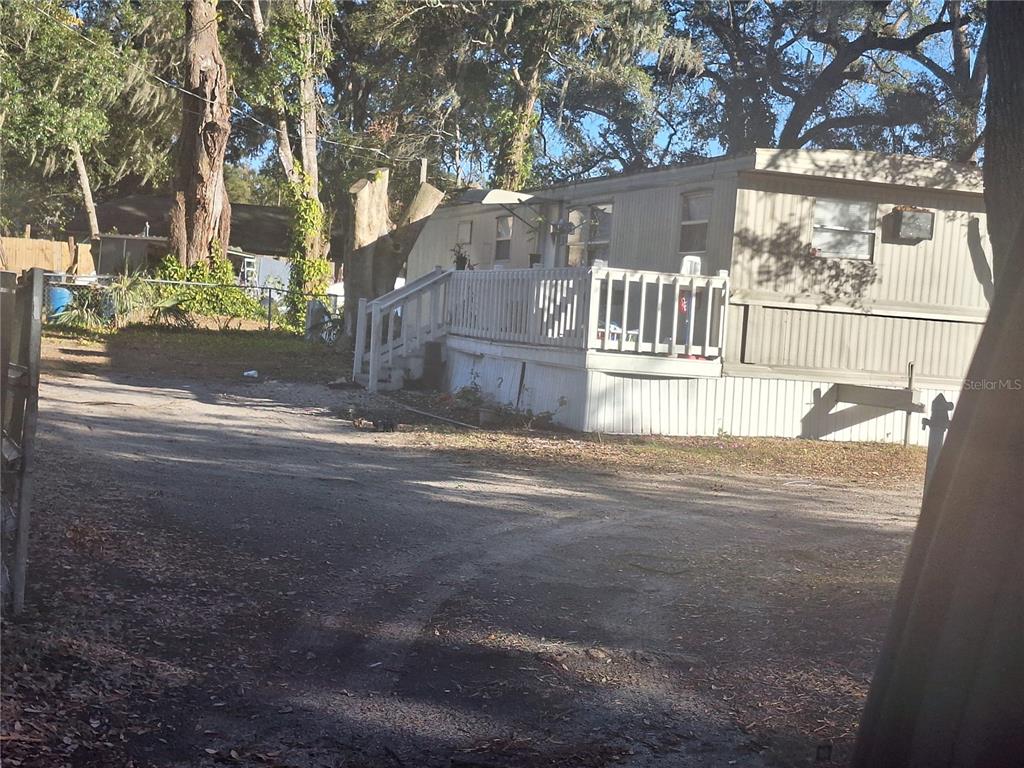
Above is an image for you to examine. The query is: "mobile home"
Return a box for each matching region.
[356,149,990,445]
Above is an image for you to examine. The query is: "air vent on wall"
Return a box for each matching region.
[895,208,934,241]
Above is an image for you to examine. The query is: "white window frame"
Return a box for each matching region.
[456,220,473,245]
[494,215,512,262]
[679,191,712,257]
[567,202,613,266]
[811,198,876,261]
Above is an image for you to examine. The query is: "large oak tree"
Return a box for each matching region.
[168,0,232,267]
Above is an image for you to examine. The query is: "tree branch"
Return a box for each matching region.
[796,111,915,147]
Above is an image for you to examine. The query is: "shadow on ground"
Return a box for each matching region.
[1,364,919,768]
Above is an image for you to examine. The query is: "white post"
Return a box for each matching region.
[603,271,614,351]
[702,276,714,358]
[368,302,382,394]
[618,273,630,352]
[387,306,398,365]
[413,293,423,349]
[717,270,729,359]
[922,394,954,488]
[669,276,680,356]
[654,275,664,354]
[685,276,697,355]
[399,302,409,356]
[635,274,647,353]
[429,283,440,339]
[353,297,368,379]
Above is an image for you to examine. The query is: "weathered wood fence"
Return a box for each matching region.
[1,268,44,614]
[0,236,94,275]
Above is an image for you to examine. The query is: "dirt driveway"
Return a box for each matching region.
[3,367,921,768]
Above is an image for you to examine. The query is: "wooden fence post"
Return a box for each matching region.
[922,394,954,488]
[10,269,44,614]
[353,297,368,379]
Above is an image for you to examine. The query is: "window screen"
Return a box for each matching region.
[680,192,712,254]
[567,203,613,266]
[494,215,512,261]
[812,199,876,260]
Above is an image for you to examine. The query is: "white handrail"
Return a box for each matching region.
[353,264,731,393]
[353,267,455,392]
[370,266,451,312]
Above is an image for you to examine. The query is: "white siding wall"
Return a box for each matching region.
[733,304,983,385]
[582,372,957,447]
[730,172,991,314]
[445,341,955,446]
[407,205,542,278]
[445,348,587,428]
[407,162,744,282]
[727,173,989,384]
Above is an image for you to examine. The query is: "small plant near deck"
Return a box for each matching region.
[454,384,485,407]
[451,243,474,271]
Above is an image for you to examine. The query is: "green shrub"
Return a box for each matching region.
[52,284,109,329]
[155,254,263,323]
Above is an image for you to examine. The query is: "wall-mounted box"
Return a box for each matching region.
[895,209,934,241]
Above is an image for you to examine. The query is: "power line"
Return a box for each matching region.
[23,2,424,165]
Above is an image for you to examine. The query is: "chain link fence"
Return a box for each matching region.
[43,273,342,341]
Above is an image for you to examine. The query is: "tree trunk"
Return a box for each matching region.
[852,9,1024,764]
[250,0,299,185]
[69,141,99,239]
[343,169,444,336]
[850,227,1024,768]
[491,63,542,190]
[169,0,232,267]
[374,181,445,297]
[296,0,319,195]
[344,169,392,335]
[983,1,1024,281]
[291,0,325,262]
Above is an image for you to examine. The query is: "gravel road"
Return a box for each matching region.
[23,371,922,768]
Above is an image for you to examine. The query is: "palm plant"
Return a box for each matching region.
[52,285,107,329]
[106,273,156,327]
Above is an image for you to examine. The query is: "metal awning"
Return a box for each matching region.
[457,188,560,206]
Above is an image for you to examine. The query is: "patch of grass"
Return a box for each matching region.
[43,324,347,384]
[43,323,113,344]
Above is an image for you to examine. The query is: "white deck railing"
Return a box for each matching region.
[352,267,452,388]
[586,266,730,358]
[354,266,730,392]
[447,266,729,358]
[447,268,590,347]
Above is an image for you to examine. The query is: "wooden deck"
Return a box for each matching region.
[353,266,730,392]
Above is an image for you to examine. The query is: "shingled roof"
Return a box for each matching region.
[66,195,293,257]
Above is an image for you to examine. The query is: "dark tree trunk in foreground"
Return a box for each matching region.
[983,1,1024,282]
[852,8,1024,765]
[169,0,231,266]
